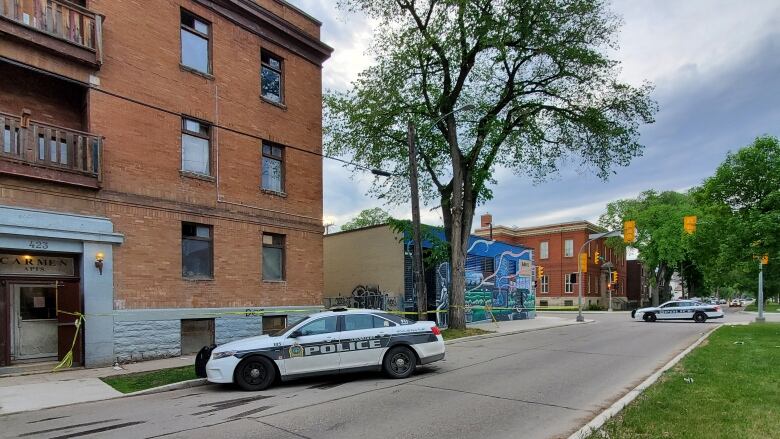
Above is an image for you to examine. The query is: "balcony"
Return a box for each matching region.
[0,111,102,188]
[0,0,103,67]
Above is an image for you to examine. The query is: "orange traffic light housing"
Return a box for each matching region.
[623,220,636,243]
[683,216,697,234]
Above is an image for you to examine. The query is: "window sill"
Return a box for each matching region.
[260,96,287,110]
[180,170,216,182]
[260,188,287,198]
[184,276,215,282]
[263,279,287,284]
[180,64,215,80]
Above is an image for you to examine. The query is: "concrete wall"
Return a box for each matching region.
[324,226,404,298]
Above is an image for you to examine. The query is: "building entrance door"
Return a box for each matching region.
[11,284,58,361]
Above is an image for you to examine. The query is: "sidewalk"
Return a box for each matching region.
[0,315,589,415]
[0,356,196,415]
[466,315,592,337]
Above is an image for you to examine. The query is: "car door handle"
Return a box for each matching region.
[378,332,388,337]
[324,337,335,343]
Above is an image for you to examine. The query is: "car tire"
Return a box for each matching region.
[643,312,656,323]
[235,356,276,391]
[693,312,707,323]
[383,346,416,379]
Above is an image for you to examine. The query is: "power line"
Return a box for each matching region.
[91,86,378,173]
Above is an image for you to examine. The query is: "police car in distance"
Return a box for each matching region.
[195,308,445,391]
[631,300,724,323]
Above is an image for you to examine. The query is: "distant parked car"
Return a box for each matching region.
[631,300,724,323]
[729,299,741,307]
[718,299,727,305]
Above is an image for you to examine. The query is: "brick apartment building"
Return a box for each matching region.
[0,0,331,367]
[474,214,629,309]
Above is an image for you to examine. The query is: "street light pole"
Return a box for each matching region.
[757,261,765,323]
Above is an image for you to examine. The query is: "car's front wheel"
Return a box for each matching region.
[643,312,657,322]
[235,356,276,391]
[693,312,707,323]
[383,346,416,379]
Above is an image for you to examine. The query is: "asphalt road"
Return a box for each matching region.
[2,310,750,439]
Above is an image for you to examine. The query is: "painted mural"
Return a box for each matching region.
[429,237,536,326]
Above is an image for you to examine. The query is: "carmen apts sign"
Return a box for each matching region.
[0,254,75,276]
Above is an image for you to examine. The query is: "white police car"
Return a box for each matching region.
[195,308,445,391]
[631,300,724,323]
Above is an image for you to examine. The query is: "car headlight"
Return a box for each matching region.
[211,351,236,360]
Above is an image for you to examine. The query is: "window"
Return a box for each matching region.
[261,142,284,192]
[181,118,211,175]
[540,275,549,294]
[262,315,287,334]
[182,223,213,278]
[540,241,549,259]
[261,50,283,103]
[298,317,338,336]
[564,239,574,257]
[540,300,549,307]
[564,273,576,293]
[262,233,285,281]
[19,287,57,320]
[181,10,210,74]
[344,314,394,331]
[564,300,574,307]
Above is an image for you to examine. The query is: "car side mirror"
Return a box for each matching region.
[289,330,302,338]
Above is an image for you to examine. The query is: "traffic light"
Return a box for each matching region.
[761,254,769,265]
[537,266,544,278]
[683,216,697,234]
[623,220,636,243]
[593,251,601,265]
[580,253,588,273]
[612,271,618,283]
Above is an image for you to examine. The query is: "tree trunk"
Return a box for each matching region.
[446,116,469,329]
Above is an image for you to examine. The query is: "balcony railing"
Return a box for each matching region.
[0,111,102,187]
[0,0,103,65]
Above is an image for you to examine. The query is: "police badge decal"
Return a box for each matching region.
[289,343,304,358]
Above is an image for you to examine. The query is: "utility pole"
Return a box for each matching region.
[756,261,765,323]
[407,121,427,321]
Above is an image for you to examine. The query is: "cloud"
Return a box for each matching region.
[289,1,780,231]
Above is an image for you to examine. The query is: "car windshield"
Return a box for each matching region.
[269,316,310,337]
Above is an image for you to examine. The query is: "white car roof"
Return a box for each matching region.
[305,308,392,319]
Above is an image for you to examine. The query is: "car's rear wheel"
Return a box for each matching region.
[693,312,707,323]
[383,346,416,379]
[643,312,656,322]
[235,356,276,391]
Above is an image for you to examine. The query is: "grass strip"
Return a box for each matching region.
[101,365,198,394]
[536,306,580,311]
[588,323,780,439]
[441,327,494,340]
[744,302,780,313]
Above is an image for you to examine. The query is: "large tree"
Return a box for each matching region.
[696,136,780,298]
[600,190,698,305]
[326,0,656,328]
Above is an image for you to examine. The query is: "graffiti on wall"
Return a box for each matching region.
[323,285,402,311]
[435,239,535,326]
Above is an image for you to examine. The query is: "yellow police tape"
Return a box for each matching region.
[53,304,536,371]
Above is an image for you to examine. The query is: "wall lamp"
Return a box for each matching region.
[95,252,104,275]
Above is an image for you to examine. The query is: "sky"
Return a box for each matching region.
[289,0,780,231]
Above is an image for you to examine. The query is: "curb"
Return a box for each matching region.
[446,319,595,345]
[566,324,721,439]
[123,378,209,397]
